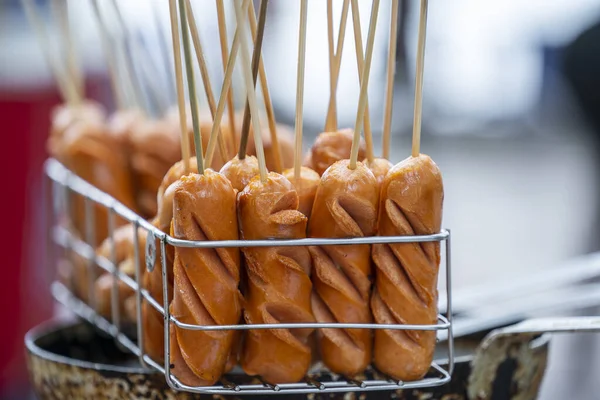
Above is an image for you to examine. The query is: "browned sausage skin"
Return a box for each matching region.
[169,171,242,386]
[220,155,260,192]
[142,157,199,364]
[371,154,444,381]
[238,173,315,384]
[364,157,393,187]
[308,159,379,377]
[282,166,320,219]
[305,129,367,176]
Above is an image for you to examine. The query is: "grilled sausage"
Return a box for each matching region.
[364,158,393,187]
[48,101,106,147]
[282,167,320,219]
[142,157,199,364]
[308,160,379,376]
[220,155,260,192]
[371,154,444,381]
[51,117,136,245]
[94,223,143,321]
[128,118,183,218]
[305,129,367,176]
[238,173,315,383]
[169,170,242,386]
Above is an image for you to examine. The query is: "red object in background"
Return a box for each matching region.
[0,75,111,393]
[0,85,59,391]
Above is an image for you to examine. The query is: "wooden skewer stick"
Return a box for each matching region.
[411,0,428,158]
[131,32,170,115]
[184,0,228,164]
[153,1,176,106]
[349,0,380,170]
[21,0,77,105]
[382,0,398,160]
[294,0,308,181]
[216,0,237,145]
[237,0,269,161]
[234,0,267,182]
[205,0,251,167]
[168,0,191,174]
[178,0,204,173]
[325,0,336,132]
[109,0,147,113]
[91,0,127,110]
[247,1,282,173]
[350,0,374,164]
[112,0,168,116]
[324,0,350,132]
[50,0,83,102]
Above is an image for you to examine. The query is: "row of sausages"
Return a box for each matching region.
[49,101,444,386]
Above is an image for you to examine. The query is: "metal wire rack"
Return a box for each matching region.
[45,158,454,396]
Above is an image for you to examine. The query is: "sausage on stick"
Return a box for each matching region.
[349,0,392,184]
[371,0,444,381]
[235,0,314,383]
[142,157,198,363]
[308,0,381,377]
[167,0,242,385]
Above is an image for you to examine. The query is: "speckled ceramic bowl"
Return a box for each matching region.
[25,320,198,400]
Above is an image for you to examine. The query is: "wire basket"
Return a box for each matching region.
[45,158,454,396]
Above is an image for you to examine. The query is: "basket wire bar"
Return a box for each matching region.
[46,158,454,395]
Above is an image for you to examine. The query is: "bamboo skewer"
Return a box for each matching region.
[234,0,267,182]
[50,0,83,102]
[294,0,308,182]
[22,0,77,105]
[110,0,147,113]
[411,0,428,157]
[131,32,170,116]
[237,0,269,161]
[325,0,336,132]
[184,0,229,163]
[247,2,283,173]
[324,0,350,132]
[91,0,127,111]
[153,1,176,106]
[350,0,374,164]
[168,0,191,174]
[216,0,237,143]
[349,0,380,170]
[205,0,251,167]
[178,0,204,173]
[382,0,399,160]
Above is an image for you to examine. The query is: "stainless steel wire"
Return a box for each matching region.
[46,158,455,395]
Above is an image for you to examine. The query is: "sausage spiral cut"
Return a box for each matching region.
[169,170,242,386]
[308,159,379,377]
[238,173,315,384]
[371,154,444,381]
[142,157,198,363]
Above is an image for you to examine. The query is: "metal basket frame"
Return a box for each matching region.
[45,158,454,396]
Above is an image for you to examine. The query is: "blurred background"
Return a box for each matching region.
[2,0,600,398]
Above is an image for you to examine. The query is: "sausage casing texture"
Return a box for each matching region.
[169,171,242,386]
[220,155,260,192]
[142,158,198,364]
[371,154,444,381]
[364,157,393,187]
[282,166,320,219]
[238,173,315,384]
[305,130,366,176]
[308,160,379,377]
